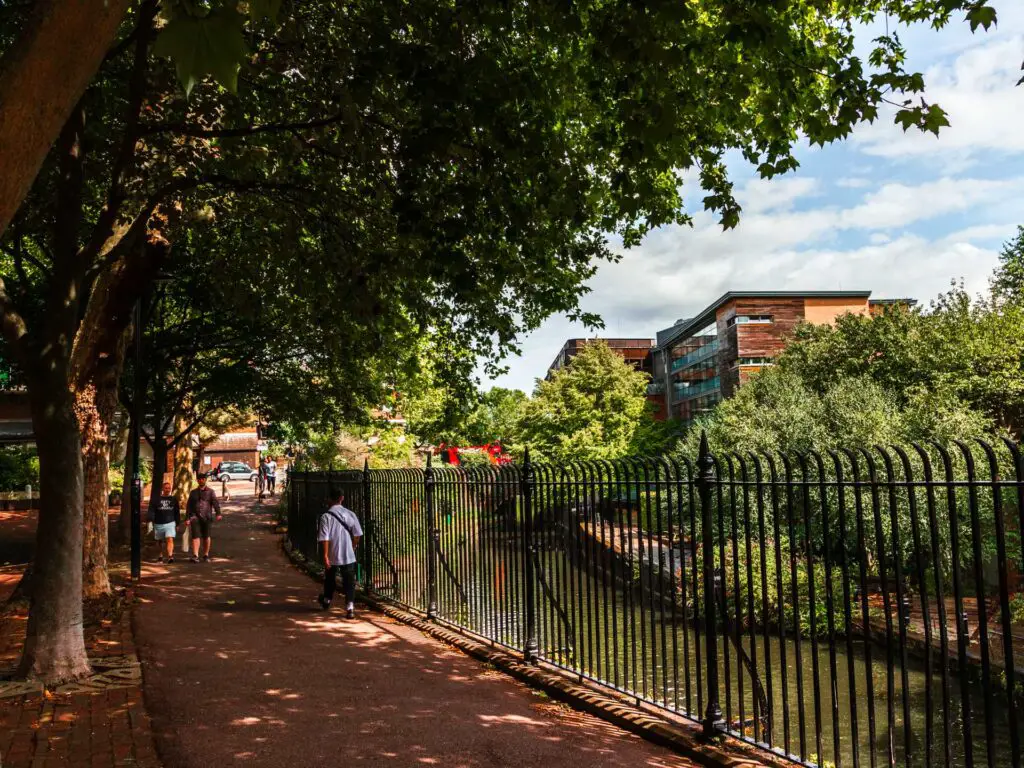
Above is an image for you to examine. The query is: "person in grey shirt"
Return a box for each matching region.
[317,486,362,618]
[264,457,277,495]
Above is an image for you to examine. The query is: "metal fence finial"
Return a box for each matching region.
[698,429,710,463]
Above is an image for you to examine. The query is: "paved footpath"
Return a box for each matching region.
[134,497,698,768]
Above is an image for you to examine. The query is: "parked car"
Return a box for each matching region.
[214,461,258,483]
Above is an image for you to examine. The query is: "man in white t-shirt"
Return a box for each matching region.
[316,486,362,618]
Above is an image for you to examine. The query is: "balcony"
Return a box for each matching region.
[647,380,665,395]
[671,376,721,402]
[669,339,719,373]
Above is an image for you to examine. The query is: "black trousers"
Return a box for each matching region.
[267,476,276,492]
[323,563,356,606]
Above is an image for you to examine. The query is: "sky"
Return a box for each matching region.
[482,2,1024,394]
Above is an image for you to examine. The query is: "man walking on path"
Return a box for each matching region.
[150,481,180,563]
[264,456,277,496]
[317,486,361,618]
[186,473,222,562]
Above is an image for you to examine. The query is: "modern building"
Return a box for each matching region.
[546,338,655,379]
[650,291,915,424]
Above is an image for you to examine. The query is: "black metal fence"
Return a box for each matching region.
[287,436,1024,768]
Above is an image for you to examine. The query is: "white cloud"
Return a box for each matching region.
[852,35,1024,168]
[737,176,821,215]
[838,176,1023,230]
[836,177,871,189]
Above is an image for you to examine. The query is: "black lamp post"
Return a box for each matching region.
[130,272,173,581]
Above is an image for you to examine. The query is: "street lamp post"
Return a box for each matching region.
[129,271,172,581]
[130,298,143,580]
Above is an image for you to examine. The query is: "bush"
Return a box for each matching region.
[0,445,39,491]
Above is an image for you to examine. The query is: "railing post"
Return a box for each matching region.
[363,458,372,595]
[425,452,439,619]
[288,468,296,545]
[522,448,539,662]
[698,431,724,737]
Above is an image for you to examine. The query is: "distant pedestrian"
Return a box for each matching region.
[317,486,362,618]
[149,482,180,564]
[186,473,222,563]
[265,456,277,496]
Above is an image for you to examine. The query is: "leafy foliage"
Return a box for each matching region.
[520,341,650,462]
[992,225,1024,306]
[680,367,993,457]
[462,388,528,446]
[0,445,38,491]
[768,278,1024,433]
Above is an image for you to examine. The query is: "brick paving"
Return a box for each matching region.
[133,497,699,767]
[0,509,161,768]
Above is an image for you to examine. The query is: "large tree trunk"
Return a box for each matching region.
[148,437,168,514]
[18,365,90,683]
[75,332,127,599]
[174,419,195,508]
[0,0,132,239]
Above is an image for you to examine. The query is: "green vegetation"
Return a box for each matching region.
[0,445,38,491]
[519,341,650,463]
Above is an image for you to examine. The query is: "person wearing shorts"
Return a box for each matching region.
[186,473,222,562]
[265,457,277,495]
[150,482,180,563]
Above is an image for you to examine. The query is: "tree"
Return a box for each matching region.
[992,226,1024,305]
[0,0,1008,684]
[681,366,992,458]
[463,388,528,446]
[0,0,282,239]
[519,341,649,462]
[778,279,1024,433]
[627,410,683,456]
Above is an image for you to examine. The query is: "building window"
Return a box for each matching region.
[733,357,773,367]
[727,314,773,327]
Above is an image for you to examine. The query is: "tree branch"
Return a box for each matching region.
[139,111,346,139]
[79,0,158,270]
[0,279,30,360]
[170,407,215,448]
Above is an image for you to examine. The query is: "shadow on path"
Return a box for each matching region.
[133,497,696,767]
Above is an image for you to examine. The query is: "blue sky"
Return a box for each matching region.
[483,2,1024,394]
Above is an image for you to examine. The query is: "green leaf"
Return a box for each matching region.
[966,4,997,32]
[152,9,250,94]
[922,103,951,136]
[893,108,919,132]
[248,0,283,24]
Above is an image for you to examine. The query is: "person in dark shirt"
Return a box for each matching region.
[150,481,180,564]
[186,473,222,563]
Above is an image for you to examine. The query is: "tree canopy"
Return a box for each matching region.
[519,341,650,463]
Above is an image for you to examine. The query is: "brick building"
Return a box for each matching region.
[546,338,656,379]
[545,337,665,418]
[650,291,916,424]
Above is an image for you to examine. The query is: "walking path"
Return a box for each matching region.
[134,497,698,767]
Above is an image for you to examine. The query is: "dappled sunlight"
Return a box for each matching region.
[131,497,701,768]
[477,713,549,727]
